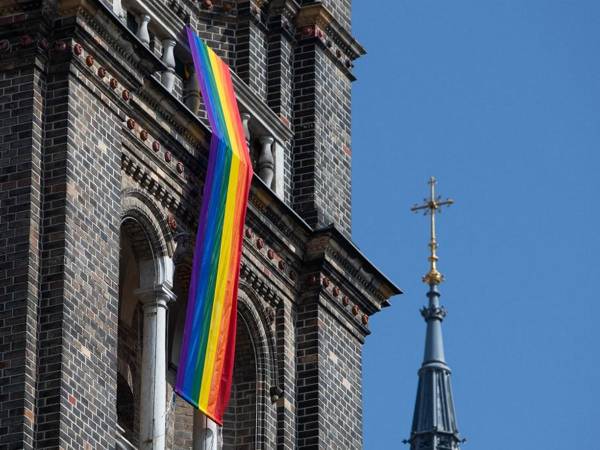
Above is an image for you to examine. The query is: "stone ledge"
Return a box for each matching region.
[296,2,365,60]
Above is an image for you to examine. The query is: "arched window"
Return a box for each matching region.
[222,315,258,449]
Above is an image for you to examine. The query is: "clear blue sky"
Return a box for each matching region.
[352,1,600,449]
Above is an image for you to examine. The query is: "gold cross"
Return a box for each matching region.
[411,177,454,285]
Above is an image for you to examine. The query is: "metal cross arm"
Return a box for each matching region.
[411,177,454,285]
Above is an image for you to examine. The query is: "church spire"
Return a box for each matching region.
[405,177,463,450]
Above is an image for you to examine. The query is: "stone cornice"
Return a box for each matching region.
[245,176,401,317]
[295,3,365,60]
[0,0,41,17]
[121,151,198,231]
[136,76,210,150]
[267,0,299,40]
[305,226,402,314]
[248,177,310,247]
[239,261,283,307]
[58,0,167,77]
[121,152,179,208]
[268,0,299,21]
[55,0,214,156]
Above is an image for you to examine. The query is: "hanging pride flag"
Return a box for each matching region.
[175,26,253,425]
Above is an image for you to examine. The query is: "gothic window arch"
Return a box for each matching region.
[221,286,279,449]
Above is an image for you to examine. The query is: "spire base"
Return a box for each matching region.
[422,268,444,285]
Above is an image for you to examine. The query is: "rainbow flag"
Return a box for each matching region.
[175,27,253,425]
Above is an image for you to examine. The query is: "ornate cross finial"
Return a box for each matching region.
[411,177,454,285]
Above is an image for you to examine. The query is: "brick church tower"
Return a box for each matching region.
[0,0,401,448]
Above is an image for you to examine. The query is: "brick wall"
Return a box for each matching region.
[300,0,352,30]
[0,58,44,450]
[0,1,399,450]
[292,41,353,236]
[295,289,367,449]
[223,318,257,449]
[318,305,363,449]
[236,3,269,102]
[34,57,121,449]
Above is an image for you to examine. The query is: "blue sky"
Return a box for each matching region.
[352,1,600,449]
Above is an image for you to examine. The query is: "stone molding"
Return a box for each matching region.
[240,261,283,307]
[121,153,184,216]
[295,3,364,56]
[60,0,166,77]
[305,227,402,313]
[135,284,177,306]
[121,187,176,257]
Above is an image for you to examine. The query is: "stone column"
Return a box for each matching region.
[136,284,176,450]
[193,411,221,450]
[184,65,201,114]
[112,0,126,22]
[258,136,275,187]
[273,141,285,198]
[161,38,177,93]
[136,15,151,46]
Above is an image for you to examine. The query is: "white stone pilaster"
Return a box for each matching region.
[136,280,175,450]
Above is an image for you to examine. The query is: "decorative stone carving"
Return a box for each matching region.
[161,38,176,93]
[167,214,177,231]
[136,14,151,46]
[239,262,281,306]
[420,305,447,321]
[112,0,126,22]
[264,306,275,325]
[258,136,275,187]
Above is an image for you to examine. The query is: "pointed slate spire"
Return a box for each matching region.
[406,178,463,450]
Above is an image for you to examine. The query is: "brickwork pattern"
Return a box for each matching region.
[318,303,363,449]
[292,42,353,236]
[275,298,297,449]
[301,0,352,30]
[266,13,295,206]
[236,3,269,102]
[266,13,294,122]
[0,60,44,450]
[35,63,121,449]
[0,1,399,450]
[223,318,257,449]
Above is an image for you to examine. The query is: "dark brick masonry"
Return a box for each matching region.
[0,0,400,449]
